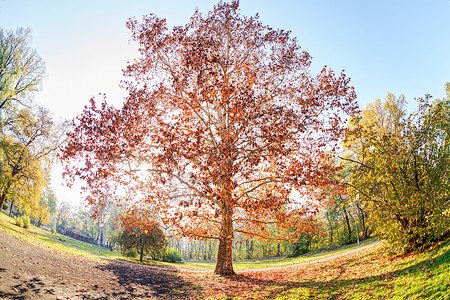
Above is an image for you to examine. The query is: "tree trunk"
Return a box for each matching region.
[9,199,15,217]
[139,236,144,262]
[326,212,333,244]
[356,203,367,239]
[1,180,14,214]
[214,203,235,275]
[207,240,213,260]
[0,193,6,212]
[342,205,352,242]
[329,227,333,244]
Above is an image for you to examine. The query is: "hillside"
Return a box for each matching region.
[1,212,449,299]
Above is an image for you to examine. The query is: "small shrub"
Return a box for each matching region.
[15,215,30,229]
[51,227,56,234]
[289,246,309,257]
[162,249,182,262]
[122,249,138,258]
[15,217,23,228]
[21,215,30,229]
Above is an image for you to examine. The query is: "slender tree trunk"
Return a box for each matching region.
[207,240,212,260]
[9,199,15,217]
[342,205,352,242]
[139,236,144,262]
[97,222,101,245]
[0,181,12,212]
[245,240,249,259]
[214,203,235,275]
[326,212,333,244]
[0,193,6,212]
[360,211,366,239]
[356,203,367,239]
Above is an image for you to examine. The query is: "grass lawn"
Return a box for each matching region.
[269,238,450,300]
[185,239,450,299]
[2,210,449,299]
[180,239,377,271]
[34,226,125,258]
[8,210,376,271]
[234,238,377,270]
[0,211,98,260]
[1,210,376,272]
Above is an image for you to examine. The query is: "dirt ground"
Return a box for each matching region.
[0,228,198,299]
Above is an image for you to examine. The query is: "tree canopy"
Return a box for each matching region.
[61,1,358,275]
[0,27,45,115]
[344,88,450,252]
[0,106,66,211]
[117,208,167,262]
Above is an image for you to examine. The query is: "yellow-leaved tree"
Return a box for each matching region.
[344,86,450,252]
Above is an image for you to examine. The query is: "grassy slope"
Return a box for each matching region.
[272,240,450,300]
[44,230,376,271]
[193,240,449,299]
[34,226,124,258]
[0,212,100,260]
[185,239,377,271]
[16,211,376,271]
[2,211,449,299]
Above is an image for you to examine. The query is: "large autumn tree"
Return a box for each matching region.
[61,1,358,275]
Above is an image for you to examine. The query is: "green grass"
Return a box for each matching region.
[2,210,449,299]
[272,239,450,299]
[123,239,377,272]
[1,210,377,272]
[233,238,377,270]
[0,212,100,260]
[179,239,377,271]
[34,227,124,258]
[32,226,188,268]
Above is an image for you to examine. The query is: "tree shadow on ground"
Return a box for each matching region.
[0,291,23,300]
[0,276,55,300]
[97,263,200,299]
[222,245,449,299]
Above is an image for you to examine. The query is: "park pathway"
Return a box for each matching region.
[243,240,379,273]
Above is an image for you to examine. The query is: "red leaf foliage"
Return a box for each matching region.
[60,1,358,274]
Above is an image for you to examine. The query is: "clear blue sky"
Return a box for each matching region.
[1,0,449,206]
